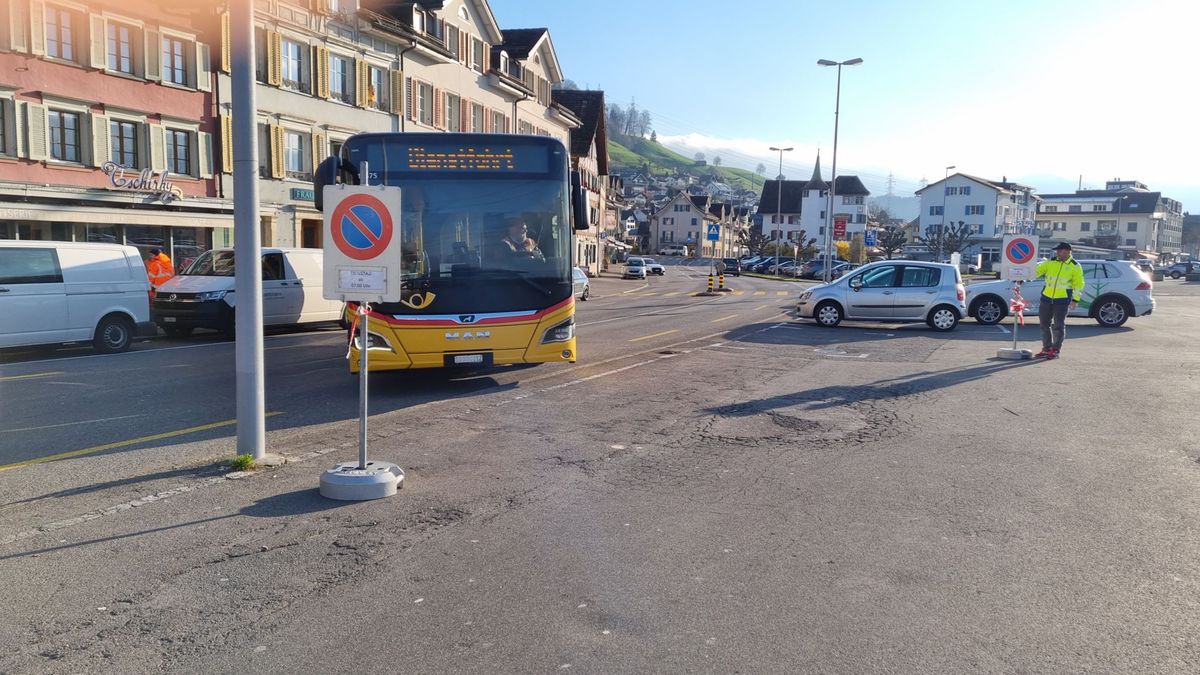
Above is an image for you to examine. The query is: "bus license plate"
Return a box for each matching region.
[446,352,492,367]
[162,317,176,322]
[454,354,484,364]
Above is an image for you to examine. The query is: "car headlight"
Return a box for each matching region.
[799,291,812,301]
[541,317,575,344]
[198,290,228,302]
[352,331,395,352]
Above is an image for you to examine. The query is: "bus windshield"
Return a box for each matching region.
[340,134,572,316]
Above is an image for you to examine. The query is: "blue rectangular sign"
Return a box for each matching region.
[706,224,720,241]
[290,188,315,201]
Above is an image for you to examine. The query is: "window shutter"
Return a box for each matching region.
[354,58,367,107]
[90,15,106,68]
[267,32,282,86]
[432,88,441,129]
[270,124,284,178]
[483,108,491,133]
[460,98,467,132]
[4,0,28,52]
[389,70,403,115]
[220,12,231,73]
[460,31,468,65]
[405,76,414,121]
[198,131,213,178]
[25,102,47,160]
[91,113,109,166]
[196,43,212,92]
[29,1,45,55]
[310,45,322,98]
[482,43,489,73]
[149,124,165,171]
[314,46,330,98]
[145,29,161,81]
[219,114,233,173]
[311,131,325,171]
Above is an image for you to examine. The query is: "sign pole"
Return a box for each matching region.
[996,235,1036,360]
[319,161,405,500]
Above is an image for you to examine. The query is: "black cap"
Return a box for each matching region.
[1053,242,1072,251]
[149,247,162,255]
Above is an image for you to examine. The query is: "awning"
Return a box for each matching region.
[605,239,631,250]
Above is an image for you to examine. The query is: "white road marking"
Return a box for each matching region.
[3,414,145,434]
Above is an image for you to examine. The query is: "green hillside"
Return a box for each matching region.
[607,134,765,193]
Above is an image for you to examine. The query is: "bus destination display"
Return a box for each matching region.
[403,145,548,172]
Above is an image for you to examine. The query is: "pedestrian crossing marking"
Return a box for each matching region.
[753,291,767,296]
[731,291,744,296]
[776,291,789,296]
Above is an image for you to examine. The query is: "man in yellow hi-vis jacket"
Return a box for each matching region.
[1034,242,1085,359]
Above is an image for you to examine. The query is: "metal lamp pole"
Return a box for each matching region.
[769,146,792,274]
[939,164,955,260]
[818,58,862,282]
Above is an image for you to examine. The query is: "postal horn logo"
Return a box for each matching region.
[397,292,436,310]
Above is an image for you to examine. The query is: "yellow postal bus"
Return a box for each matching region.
[314,133,585,372]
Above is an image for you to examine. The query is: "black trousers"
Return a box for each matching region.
[1039,298,1070,349]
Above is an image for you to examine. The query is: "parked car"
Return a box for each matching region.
[795,261,966,331]
[965,259,1154,328]
[1159,261,1195,279]
[829,262,860,280]
[658,244,689,256]
[630,256,665,275]
[0,240,156,353]
[1133,259,1155,274]
[720,258,741,276]
[941,259,980,274]
[622,258,648,279]
[798,258,850,280]
[152,248,344,337]
[572,266,590,301]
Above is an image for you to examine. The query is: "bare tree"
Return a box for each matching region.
[915,221,971,258]
[638,110,652,138]
[878,226,907,259]
[756,163,766,176]
[694,152,706,162]
[607,104,627,138]
[713,155,722,167]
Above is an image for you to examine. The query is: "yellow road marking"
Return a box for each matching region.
[711,314,739,323]
[732,291,744,296]
[629,329,679,343]
[754,304,769,310]
[0,412,284,473]
[663,292,682,297]
[0,371,64,382]
[776,291,789,296]
[753,291,767,296]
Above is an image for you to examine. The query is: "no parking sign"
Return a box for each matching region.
[1000,234,1038,281]
[322,185,404,302]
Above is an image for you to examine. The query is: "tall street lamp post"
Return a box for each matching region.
[818,58,863,282]
[938,164,955,260]
[769,146,792,275]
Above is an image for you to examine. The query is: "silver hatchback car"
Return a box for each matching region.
[795,261,967,331]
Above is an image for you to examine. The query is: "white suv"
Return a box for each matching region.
[966,259,1154,328]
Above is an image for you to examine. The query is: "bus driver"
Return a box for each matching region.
[498,217,544,261]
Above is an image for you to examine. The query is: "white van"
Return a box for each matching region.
[0,241,155,353]
[659,244,689,256]
[151,248,344,336]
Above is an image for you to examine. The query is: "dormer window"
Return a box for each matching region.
[458,6,469,20]
[499,51,508,73]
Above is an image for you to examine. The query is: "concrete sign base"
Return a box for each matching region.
[319,461,405,500]
[996,347,1033,360]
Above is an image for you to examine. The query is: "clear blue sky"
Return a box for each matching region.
[490,0,1197,210]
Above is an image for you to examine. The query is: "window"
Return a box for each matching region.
[900,266,939,287]
[48,110,81,162]
[368,66,385,109]
[330,55,352,103]
[446,24,460,60]
[0,248,62,284]
[0,103,6,155]
[1080,222,1091,231]
[166,129,191,175]
[1092,205,1107,211]
[1125,238,1136,246]
[469,102,483,132]
[965,205,984,215]
[471,38,484,72]
[1043,205,1058,212]
[1053,222,1067,231]
[968,223,982,234]
[45,6,80,62]
[1081,263,1106,280]
[281,39,306,91]
[107,21,139,74]
[854,265,896,288]
[110,120,139,167]
[1127,222,1138,232]
[491,110,506,133]
[162,35,190,85]
[929,206,943,216]
[1069,205,1082,213]
[691,218,697,226]
[284,130,306,178]
[446,93,461,131]
[961,186,970,195]
[417,81,433,125]
[842,195,863,205]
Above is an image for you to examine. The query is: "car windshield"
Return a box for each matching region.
[183,250,236,276]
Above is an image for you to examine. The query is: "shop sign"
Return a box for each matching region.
[101,162,184,202]
[290,188,316,202]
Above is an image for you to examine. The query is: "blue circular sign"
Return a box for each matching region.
[330,194,393,261]
[1005,238,1035,265]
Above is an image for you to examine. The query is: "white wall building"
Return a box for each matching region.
[914,173,1038,263]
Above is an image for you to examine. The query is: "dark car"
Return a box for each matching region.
[720,258,741,276]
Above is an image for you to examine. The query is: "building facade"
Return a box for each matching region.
[914,173,1038,264]
[1036,180,1184,261]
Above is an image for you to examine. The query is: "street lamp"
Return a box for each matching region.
[938,164,955,260]
[769,146,793,275]
[818,57,863,282]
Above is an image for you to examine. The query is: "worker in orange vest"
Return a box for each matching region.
[146,247,175,289]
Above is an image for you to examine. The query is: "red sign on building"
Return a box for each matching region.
[833,215,848,239]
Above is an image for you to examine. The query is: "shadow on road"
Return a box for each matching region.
[241,488,350,518]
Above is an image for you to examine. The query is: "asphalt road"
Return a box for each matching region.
[2,264,1199,673]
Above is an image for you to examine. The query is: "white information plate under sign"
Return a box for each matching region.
[322,184,403,302]
[339,267,387,294]
[1000,234,1039,282]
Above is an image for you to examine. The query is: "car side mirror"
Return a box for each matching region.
[849,278,862,291]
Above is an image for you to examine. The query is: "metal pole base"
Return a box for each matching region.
[319,461,404,500]
[996,347,1033,360]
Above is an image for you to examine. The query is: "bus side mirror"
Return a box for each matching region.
[570,170,589,231]
[313,155,340,211]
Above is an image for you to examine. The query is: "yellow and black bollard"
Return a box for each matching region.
[718,273,726,289]
[707,274,714,292]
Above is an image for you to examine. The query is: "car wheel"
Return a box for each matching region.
[580,287,590,301]
[1171,271,1182,279]
[1093,296,1131,328]
[927,305,960,331]
[94,314,134,353]
[814,301,843,327]
[971,295,1007,325]
[163,325,194,338]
